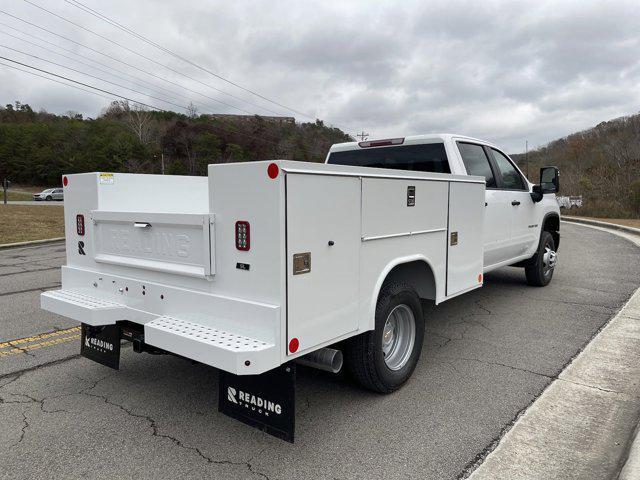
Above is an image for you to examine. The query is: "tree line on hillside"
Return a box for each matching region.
[512,113,640,218]
[0,100,352,186]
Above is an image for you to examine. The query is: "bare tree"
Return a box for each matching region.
[116,101,155,145]
[187,102,198,119]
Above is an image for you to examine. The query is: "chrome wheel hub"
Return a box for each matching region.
[542,245,557,276]
[382,304,416,371]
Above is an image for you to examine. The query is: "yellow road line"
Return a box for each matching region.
[0,334,80,358]
[0,326,81,350]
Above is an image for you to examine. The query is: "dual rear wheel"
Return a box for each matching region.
[345,281,424,393]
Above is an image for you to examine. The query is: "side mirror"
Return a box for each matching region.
[530,167,559,203]
[540,166,559,193]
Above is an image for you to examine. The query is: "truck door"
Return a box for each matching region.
[488,148,537,258]
[286,173,360,355]
[456,142,510,268]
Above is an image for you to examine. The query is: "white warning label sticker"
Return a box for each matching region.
[99,173,114,185]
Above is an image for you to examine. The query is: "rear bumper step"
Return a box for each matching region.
[145,316,276,375]
[41,289,126,326]
[41,289,280,375]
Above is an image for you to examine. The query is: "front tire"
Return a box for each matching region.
[345,281,424,393]
[525,231,557,286]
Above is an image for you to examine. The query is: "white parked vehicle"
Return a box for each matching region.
[557,195,583,209]
[33,187,64,201]
[41,134,560,441]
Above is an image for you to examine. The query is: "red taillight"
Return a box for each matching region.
[267,162,279,179]
[235,221,250,251]
[76,214,85,236]
[358,137,404,148]
[63,176,68,186]
[288,338,299,353]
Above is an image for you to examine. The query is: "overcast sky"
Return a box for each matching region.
[0,0,638,152]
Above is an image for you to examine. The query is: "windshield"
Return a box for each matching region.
[327,143,450,174]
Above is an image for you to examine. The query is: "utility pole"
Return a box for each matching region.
[356,131,369,141]
[2,178,10,204]
[525,140,529,179]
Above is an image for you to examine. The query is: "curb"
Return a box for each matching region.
[562,216,640,236]
[467,222,640,480]
[0,237,65,250]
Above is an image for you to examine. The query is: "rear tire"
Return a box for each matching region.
[45,195,52,201]
[345,281,424,393]
[525,231,556,287]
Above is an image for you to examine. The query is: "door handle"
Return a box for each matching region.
[134,222,152,228]
[511,201,521,206]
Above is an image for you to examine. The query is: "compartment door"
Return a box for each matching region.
[447,182,485,296]
[286,174,360,355]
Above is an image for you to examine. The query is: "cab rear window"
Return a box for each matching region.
[327,143,450,174]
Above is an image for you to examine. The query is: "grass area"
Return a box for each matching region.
[4,190,34,201]
[10,184,47,193]
[0,204,65,244]
[576,217,640,229]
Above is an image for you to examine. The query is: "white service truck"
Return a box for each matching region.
[41,134,560,441]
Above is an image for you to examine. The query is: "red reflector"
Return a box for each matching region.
[76,214,85,236]
[358,137,404,148]
[288,338,299,353]
[267,163,279,179]
[63,176,68,186]
[478,273,483,283]
[235,221,250,251]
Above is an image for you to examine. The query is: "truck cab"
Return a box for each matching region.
[326,134,560,280]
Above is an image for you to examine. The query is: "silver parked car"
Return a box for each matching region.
[33,188,64,201]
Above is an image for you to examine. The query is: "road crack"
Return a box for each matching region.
[12,411,29,448]
[78,377,270,479]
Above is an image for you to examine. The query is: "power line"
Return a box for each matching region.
[64,0,321,123]
[0,29,195,108]
[0,55,162,110]
[0,59,115,103]
[0,26,268,121]
[22,0,293,119]
[0,10,284,118]
[0,44,191,111]
[0,22,228,112]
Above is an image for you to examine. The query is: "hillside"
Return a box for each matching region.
[512,113,640,218]
[0,100,352,186]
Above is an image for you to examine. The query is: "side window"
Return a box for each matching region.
[457,142,496,188]
[491,149,526,190]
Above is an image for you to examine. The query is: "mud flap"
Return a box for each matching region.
[218,364,296,443]
[81,323,121,370]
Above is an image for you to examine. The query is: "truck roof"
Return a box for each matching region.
[328,133,500,153]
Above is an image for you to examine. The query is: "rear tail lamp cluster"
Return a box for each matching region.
[76,214,85,236]
[235,221,250,251]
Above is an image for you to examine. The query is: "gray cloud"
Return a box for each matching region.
[0,0,638,152]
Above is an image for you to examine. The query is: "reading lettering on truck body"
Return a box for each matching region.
[41,133,560,441]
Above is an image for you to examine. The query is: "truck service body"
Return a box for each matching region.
[41,133,560,441]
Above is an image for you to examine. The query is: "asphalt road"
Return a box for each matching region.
[1,224,639,480]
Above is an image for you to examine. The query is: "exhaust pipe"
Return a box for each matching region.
[296,347,343,373]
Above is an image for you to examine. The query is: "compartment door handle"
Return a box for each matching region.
[134,222,152,228]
